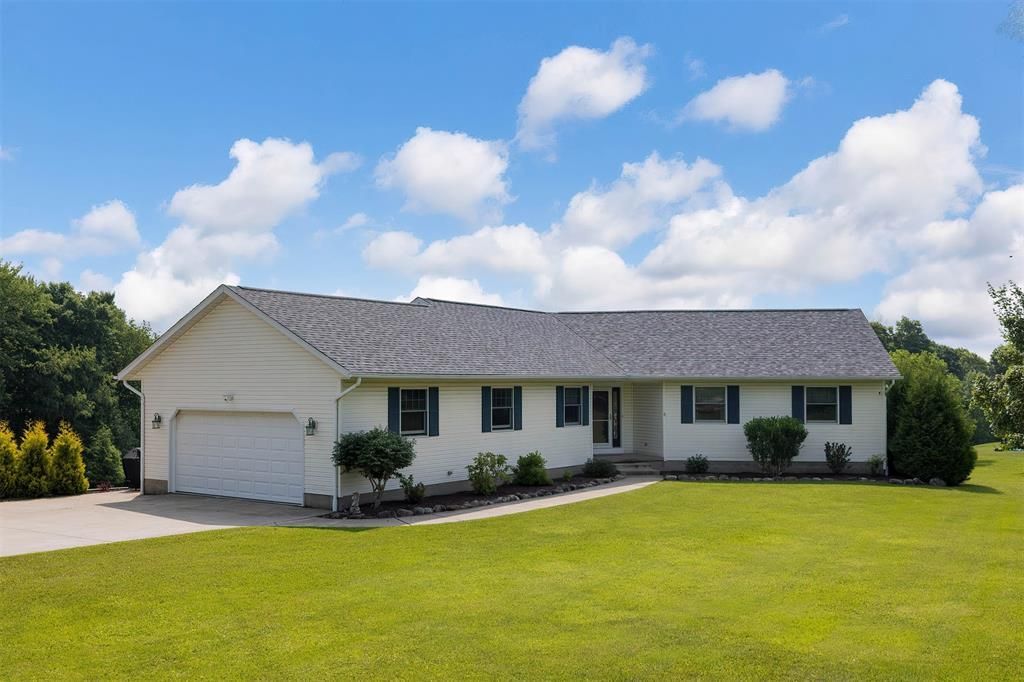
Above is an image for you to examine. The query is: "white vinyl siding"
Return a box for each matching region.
[135,297,342,497]
[662,381,887,463]
[339,380,593,496]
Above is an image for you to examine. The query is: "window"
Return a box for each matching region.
[564,387,582,425]
[491,387,514,430]
[806,386,838,422]
[400,388,428,435]
[694,386,727,422]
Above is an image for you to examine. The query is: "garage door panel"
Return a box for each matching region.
[175,411,303,504]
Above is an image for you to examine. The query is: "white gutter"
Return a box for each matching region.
[332,377,362,512]
[120,380,145,494]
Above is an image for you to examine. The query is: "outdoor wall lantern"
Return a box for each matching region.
[152,413,162,429]
[305,417,317,436]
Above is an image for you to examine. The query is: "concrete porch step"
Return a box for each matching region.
[614,462,660,476]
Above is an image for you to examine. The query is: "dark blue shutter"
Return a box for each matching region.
[792,386,805,423]
[555,386,564,427]
[513,386,523,431]
[681,385,694,424]
[581,386,590,426]
[428,387,439,436]
[387,387,400,433]
[481,386,492,433]
[727,385,740,424]
[839,385,852,424]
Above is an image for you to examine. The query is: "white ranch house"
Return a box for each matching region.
[117,285,900,508]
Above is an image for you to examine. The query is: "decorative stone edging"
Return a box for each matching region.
[338,474,628,519]
[663,474,947,486]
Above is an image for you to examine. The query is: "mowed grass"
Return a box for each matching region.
[2,444,1022,680]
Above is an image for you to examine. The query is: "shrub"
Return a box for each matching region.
[562,470,573,483]
[466,452,511,495]
[84,425,125,487]
[889,350,977,485]
[0,422,18,498]
[743,416,808,476]
[868,454,886,477]
[332,427,416,509]
[513,451,551,486]
[17,421,52,497]
[396,473,426,504]
[824,441,852,474]
[685,453,709,474]
[582,458,619,478]
[50,422,88,496]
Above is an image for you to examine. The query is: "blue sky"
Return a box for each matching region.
[1,1,1021,354]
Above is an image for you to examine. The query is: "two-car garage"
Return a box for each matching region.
[173,411,305,505]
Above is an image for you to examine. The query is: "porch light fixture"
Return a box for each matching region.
[152,413,162,429]
[305,417,317,436]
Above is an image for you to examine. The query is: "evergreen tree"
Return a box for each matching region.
[889,351,976,485]
[17,421,52,497]
[0,422,18,498]
[50,421,89,495]
[85,425,125,486]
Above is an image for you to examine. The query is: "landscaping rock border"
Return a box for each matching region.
[663,474,948,486]
[326,474,628,519]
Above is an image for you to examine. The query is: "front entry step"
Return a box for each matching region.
[614,462,660,476]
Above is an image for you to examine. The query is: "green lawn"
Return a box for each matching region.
[2,444,1022,680]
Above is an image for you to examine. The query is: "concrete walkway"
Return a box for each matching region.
[0,477,660,557]
[287,477,661,529]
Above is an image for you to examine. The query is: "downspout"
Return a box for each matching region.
[332,377,362,512]
[121,380,145,494]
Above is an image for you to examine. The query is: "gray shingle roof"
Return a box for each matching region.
[555,309,899,379]
[230,286,899,379]
[230,287,624,377]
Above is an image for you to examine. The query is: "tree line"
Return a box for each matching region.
[0,261,155,462]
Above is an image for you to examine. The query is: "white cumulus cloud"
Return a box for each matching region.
[0,199,139,259]
[375,127,511,222]
[114,137,357,328]
[402,275,505,306]
[681,69,791,131]
[558,152,721,248]
[517,37,652,150]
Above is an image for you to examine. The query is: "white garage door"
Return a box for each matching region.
[174,411,304,504]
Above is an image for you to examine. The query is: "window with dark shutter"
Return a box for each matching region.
[491,388,514,430]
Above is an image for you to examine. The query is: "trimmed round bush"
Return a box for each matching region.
[466,452,511,495]
[685,454,709,474]
[513,451,551,486]
[333,427,416,509]
[582,458,619,478]
[744,416,808,476]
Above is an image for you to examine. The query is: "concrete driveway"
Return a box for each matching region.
[0,491,320,558]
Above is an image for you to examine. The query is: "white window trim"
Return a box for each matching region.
[694,385,728,423]
[490,386,515,432]
[805,385,839,424]
[400,387,429,436]
[564,385,583,426]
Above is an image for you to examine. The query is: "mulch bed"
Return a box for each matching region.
[324,474,620,519]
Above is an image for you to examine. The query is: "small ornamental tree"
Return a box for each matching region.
[744,416,808,476]
[332,427,416,509]
[85,425,125,486]
[0,422,19,498]
[50,422,89,495]
[18,421,52,497]
[466,452,512,495]
[889,350,976,485]
[824,442,852,474]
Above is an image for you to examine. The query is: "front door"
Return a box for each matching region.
[592,388,621,448]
